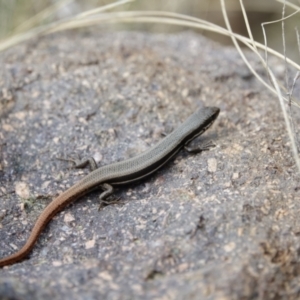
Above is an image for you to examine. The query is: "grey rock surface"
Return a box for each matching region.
[0,31,300,300]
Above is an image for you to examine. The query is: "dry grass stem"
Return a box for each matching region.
[0,0,299,171]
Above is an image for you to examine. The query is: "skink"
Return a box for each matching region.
[0,106,220,267]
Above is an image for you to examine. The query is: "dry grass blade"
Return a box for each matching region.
[261,9,300,102]
[11,0,74,35]
[223,0,300,172]
[1,8,300,74]
[75,0,135,19]
[1,7,300,111]
[0,0,300,171]
[275,0,300,11]
[0,0,134,52]
[42,10,300,72]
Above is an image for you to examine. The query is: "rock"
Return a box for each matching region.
[0,31,299,300]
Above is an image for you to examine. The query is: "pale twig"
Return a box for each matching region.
[264,1,300,164]
[280,9,297,157]
[261,8,300,66]
[0,0,299,170]
[1,6,300,109]
[75,0,135,19]
[296,27,300,56]
[290,72,300,99]
[221,0,300,172]
[1,9,300,108]
[0,0,134,52]
[282,4,299,155]
[275,0,300,11]
[281,2,289,93]
[290,27,300,151]
[0,9,299,72]
[221,0,289,106]
[11,0,74,35]
[261,8,300,94]
[289,70,299,151]
[45,11,300,106]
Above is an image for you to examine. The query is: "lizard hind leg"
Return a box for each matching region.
[98,183,121,210]
[57,156,98,171]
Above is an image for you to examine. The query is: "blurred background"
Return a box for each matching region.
[0,0,299,61]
